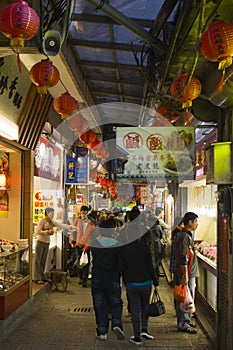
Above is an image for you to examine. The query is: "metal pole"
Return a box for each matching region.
[87,0,165,53]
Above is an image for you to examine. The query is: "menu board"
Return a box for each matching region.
[116,127,195,181]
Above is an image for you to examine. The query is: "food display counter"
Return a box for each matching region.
[0,247,29,319]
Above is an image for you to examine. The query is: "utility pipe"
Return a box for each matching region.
[87,0,165,54]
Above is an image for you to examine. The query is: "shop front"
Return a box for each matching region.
[32,132,65,279]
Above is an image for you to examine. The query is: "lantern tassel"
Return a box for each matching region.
[17,50,22,73]
[216,70,225,92]
[38,95,43,111]
[185,109,189,125]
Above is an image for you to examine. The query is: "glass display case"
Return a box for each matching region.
[0,248,29,292]
[0,248,29,319]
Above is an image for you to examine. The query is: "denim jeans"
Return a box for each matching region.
[91,277,123,335]
[176,277,196,330]
[127,284,152,338]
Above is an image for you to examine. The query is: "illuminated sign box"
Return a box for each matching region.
[205,142,232,184]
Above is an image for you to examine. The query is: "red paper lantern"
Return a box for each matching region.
[54,92,78,120]
[156,103,180,123]
[200,20,233,71]
[0,0,40,48]
[79,129,96,144]
[0,1,39,72]
[170,73,201,109]
[68,114,88,135]
[88,139,101,151]
[30,59,60,96]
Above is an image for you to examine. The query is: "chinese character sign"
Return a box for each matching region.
[65,149,89,184]
[116,127,195,180]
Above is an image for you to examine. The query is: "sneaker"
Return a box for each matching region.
[130,336,142,345]
[113,326,125,340]
[96,334,107,341]
[141,330,154,340]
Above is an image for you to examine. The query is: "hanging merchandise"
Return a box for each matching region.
[79,129,96,144]
[199,20,233,90]
[54,92,78,120]
[0,0,40,72]
[68,113,88,136]
[30,59,60,108]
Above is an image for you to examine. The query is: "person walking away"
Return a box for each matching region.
[169,216,184,283]
[155,208,170,275]
[147,214,163,278]
[174,212,199,334]
[69,205,95,287]
[34,207,73,284]
[119,209,159,346]
[91,218,125,341]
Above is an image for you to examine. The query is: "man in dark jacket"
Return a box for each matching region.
[90,218,125,341]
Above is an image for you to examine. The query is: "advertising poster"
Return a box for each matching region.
[33,190,63,223]
[34,135,62,182]
[116,127,195,181]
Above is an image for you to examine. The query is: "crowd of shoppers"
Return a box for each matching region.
[35,205,199,344]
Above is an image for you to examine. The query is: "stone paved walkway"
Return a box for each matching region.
[0,277,213,349]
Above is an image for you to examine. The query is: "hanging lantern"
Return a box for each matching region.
[170,73,201,109]
[200,20,233,70]
[30,59,60,97]
[54,92,78,120]
[88,139,101,151]
[96,146,109,160]
[156,102,180,123]
[68,113,88,135]
[79,129,96,144]
[0,1,40,72]
[199,20,233,90]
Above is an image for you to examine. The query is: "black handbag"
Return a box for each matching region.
[146,290,166,317]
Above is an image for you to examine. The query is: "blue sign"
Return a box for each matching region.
[65,149,89,184]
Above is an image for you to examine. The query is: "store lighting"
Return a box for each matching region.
[0,114,19,141]
[0,173,6,188]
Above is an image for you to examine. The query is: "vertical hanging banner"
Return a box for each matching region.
[65,148,89,184]
[116,127,195,181]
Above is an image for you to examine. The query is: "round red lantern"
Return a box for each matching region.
[79,129,96,144]
[30,59,60,96]
[0,0,40,48]
[156,102,180,123]
[170,73,201,109]
[88,139,101,151]
[200,20,233,71]
[54,92,78,120]
[68,113,88,134]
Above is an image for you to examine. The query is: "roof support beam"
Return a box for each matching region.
[68,39,143,52]
[87,75,144,86]
[87,0,166,53]
[71,13,154,28]
[78,60,138,70]
[91,88,142,99]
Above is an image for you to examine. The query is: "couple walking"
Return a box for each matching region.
[90,208,159,346]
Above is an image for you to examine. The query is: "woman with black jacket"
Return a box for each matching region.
[118,209,159,346]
